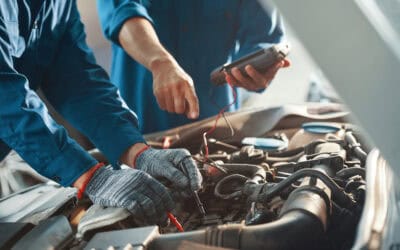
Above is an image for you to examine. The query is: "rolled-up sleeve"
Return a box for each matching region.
[97,0,153,45]
[41,2,145,166]
[0,19,97,186]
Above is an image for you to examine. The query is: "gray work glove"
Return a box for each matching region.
[135,148,202,192]
[85,166,174,225]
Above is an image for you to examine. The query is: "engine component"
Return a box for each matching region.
[0,183,76,224]
[302,122,341,134]
[0,223,33,249]
[12,216,73,250]
[150,182,330,250]
[345,131,368,163]
[0,104,369,249]
[76,204,131,240]
[84,226,160,250]
[241,137,288,151]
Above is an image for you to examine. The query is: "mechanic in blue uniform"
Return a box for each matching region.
[97,0,290,133]
[0,0,202,225]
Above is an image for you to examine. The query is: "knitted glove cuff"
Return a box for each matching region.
[133,145,151,168]
[77,162,104,199]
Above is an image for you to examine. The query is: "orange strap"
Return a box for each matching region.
[132,145,151,168]
[77,162,104,199]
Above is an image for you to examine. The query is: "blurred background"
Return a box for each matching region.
[76,1,338,110]
[3,0,339,198]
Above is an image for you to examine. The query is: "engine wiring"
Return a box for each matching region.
[150,82,368,249]
[202,80,237,160]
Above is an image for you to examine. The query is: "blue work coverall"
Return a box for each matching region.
[0,0,145,186]
[97,0,284,134]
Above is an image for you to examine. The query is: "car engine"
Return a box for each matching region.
[0,104,369,250]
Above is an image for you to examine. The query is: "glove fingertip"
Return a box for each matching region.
[157,187,175,212]
[179,177,190,189]
[191,182,202,192]
[165,197,175,212]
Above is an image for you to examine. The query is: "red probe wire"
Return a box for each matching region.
[167,212,184,232]
[166,76,237,231]
[132,146,183,232]
[203,78,237,159]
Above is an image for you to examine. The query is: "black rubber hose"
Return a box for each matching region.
[268,146,304,157]
[266,151,304,164]
[150,211,324,250]
[214,164,266,200]
[354,147,367,161]
[257,169,355,209]
[336,167,365,179]
[150,188,328,250]
[219,163,266,181]
[240,211,324,250]
[345,132,367,162]
[214,174,248,199]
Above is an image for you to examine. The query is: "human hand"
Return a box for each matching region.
[84,165,174,226]
[226,59,290,91]
[151,58,199,119]
[135,147,202,192]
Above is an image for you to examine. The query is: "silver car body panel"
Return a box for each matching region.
[267,0,400,248]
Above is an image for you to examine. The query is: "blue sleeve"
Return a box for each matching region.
[233,0,285,60]
[0,19,97,186]
[232,1,286,93]
[40,2,145,167]
[97,0,153,45]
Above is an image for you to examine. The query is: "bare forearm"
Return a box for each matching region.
[118,17,199,119]
[118,17,175,71]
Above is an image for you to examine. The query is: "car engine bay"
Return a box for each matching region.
[0,104,371,249]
